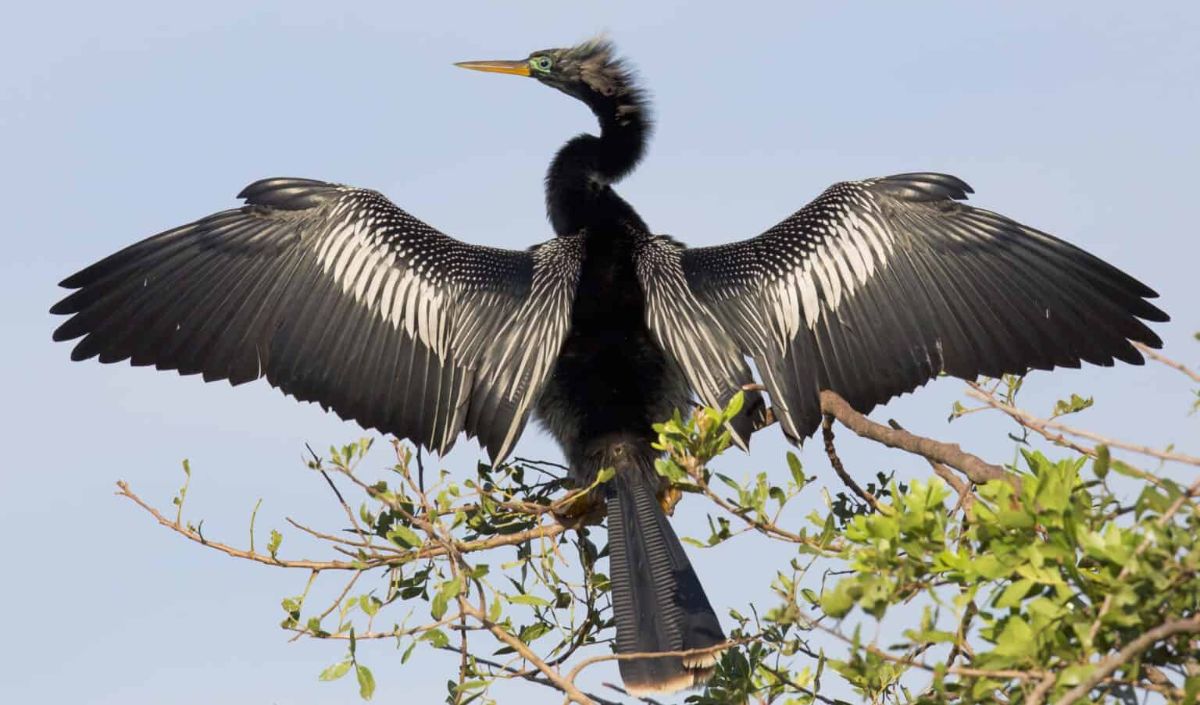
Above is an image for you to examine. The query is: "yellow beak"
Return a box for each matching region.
[454,59,532,77]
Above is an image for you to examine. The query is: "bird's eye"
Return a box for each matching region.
[531,56,553,73]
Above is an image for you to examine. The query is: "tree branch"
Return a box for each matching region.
[817,390,1018,489]
[1051,613,1200,705]
[965,382,1200,467]
[822,414,883,512]
[459,601,598,705]
[1134,342,1200,384]
[117,479,566,571]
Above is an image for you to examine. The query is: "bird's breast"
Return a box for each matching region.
[534,227,690,467]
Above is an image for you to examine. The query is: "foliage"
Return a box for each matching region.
[118,345,1200,705]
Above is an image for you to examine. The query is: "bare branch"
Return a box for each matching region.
[459,601,598,705]
[822,414,883,512]
[1087,476,1200,644]
[1051,614,1200,705]
[889,419,974,510]
[118,479,566,571]
[965,382,1200,467]
[818,390,1018,489]
[1134,342,1200,384]
[117,480,362,571]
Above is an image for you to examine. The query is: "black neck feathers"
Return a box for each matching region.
[545,56,650,236]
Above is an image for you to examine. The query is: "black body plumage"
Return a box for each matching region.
[51,39,1167,696]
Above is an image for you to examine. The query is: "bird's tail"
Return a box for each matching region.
[594,436,726,696]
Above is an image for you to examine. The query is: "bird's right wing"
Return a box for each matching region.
[638,173,1167,442]
[52,178,582,462]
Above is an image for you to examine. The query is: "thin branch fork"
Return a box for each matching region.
[1051,613,1200,705]
[457,601,598,705]
[965,382,1200,467]
[1133,342,1200,384]
[1086,476,1200,644]
[116,479,566,571]
[116,481,362,571]
[817,390,1018,489]
[821,414,884,512]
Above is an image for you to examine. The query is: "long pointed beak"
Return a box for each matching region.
[454,59,531,77]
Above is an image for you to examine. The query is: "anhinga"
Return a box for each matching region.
[51,39,1167,695]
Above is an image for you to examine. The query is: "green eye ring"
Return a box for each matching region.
[530,56,553,73]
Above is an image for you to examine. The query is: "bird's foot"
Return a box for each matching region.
[658,484,683,516]
[552,488,606,529]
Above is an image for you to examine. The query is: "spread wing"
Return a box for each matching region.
[52,178,582,461]
[639,173,1168,441]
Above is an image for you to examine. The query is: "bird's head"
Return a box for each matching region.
[456,39,644,125]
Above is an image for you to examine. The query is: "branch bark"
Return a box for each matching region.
[1051,614,1200,705]
[818,390,1018,489]
[965,383,1200,467]
[117,479,565,571]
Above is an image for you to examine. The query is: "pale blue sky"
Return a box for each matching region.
[3,2,1197,703]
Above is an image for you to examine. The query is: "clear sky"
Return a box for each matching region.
[2,2,1197,703]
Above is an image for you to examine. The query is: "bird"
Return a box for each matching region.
[51,38,1168,696]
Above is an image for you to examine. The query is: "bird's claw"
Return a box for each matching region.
[552,489,606,529]
[658,484,683,516]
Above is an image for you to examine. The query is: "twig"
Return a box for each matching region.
[817,390,1018,489]
[452,651,625,705]
[117,481,362,570]
[1086,477,1200,644]
[284,517,390,550]
[1134,342,1200,384]
[821,415,882,512]
[459,602,598,705]
[319,469,375,552]
[602,682,668,704]
[760,664,855,705]
[316,571,362,623]
[1051,614,1200,705]
[1024,671,1058,705]
[965,383,1200,467]
[889,419,974,510]
[118,479,566,570]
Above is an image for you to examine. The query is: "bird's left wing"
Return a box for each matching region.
[52,178,582,462]
[638,173,1167,442]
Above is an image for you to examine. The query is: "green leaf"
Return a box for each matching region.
[1093,444,1110,480]
[787,452,805,487]
[992,616,1036,660]
[356,664,376,700]
[1052,393,1093,417]
[716,473,742,493]
[268,529,282,559]
[722,391,745,421]
[420,628,450,648]
[431,576,463,620]
[319,660,352,682]
[594,466,615,485]
[519,622,551,642]
[995,579,1035,609]
[820,580,858,618]
[508,594,551,607]
[387,525,422,549]
[359,595,382,617]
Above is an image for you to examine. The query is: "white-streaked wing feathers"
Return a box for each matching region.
[52,178,582,462]
[643,173,1166,441]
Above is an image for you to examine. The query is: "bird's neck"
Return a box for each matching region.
[546,92,650,236]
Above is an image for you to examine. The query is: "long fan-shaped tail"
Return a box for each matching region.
[601,438,726,695]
